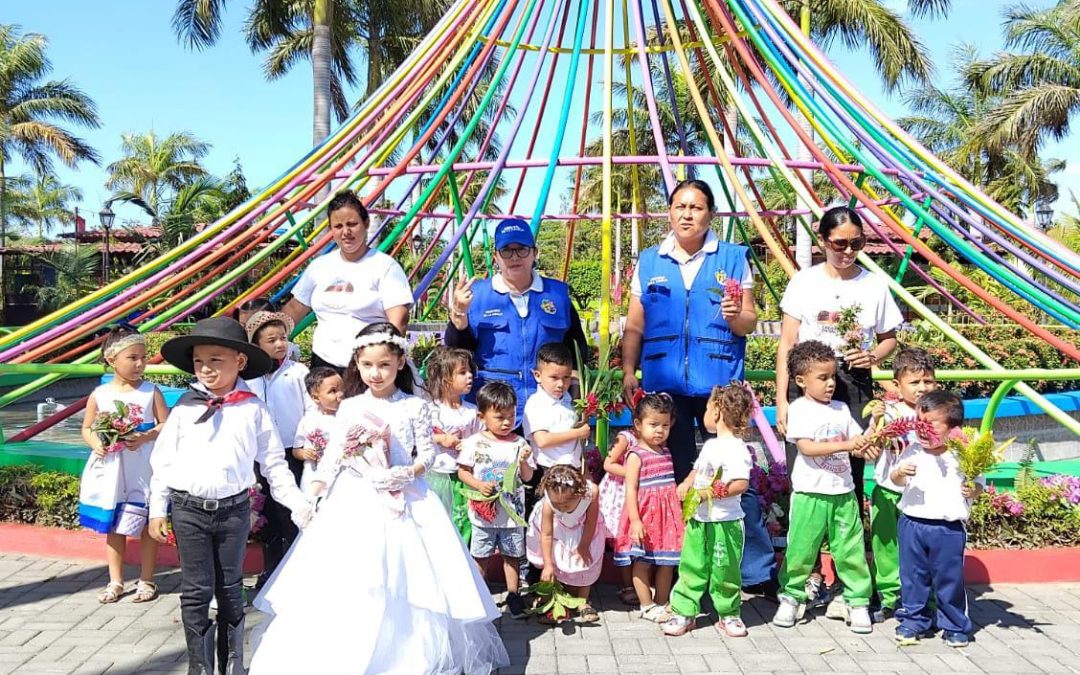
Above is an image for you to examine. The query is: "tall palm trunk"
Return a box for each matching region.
[0,154,7,248]
[312,0,334,146]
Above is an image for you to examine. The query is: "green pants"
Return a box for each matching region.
[780,492,872,607]
[870,485,902,610]
[670,519,744,619]
[428,471,472,545]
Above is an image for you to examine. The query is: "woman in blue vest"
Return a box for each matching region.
[621,179,778,596]
[444,218,588,424]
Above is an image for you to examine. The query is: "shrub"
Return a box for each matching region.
[967,476,1080,549]
[0,465,80,529]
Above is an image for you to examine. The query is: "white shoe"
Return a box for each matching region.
[772,595,805,628]
[848,606,873,634]
[825,595,848,620]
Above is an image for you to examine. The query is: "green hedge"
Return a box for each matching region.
[0,465,80,529]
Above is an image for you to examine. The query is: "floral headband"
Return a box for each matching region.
[104,333,146,360]
[354,332,409,351]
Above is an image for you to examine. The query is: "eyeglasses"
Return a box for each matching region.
[497,246,534,260]
[825,236,866,252]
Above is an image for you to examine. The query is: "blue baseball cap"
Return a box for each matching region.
[494,218,535,250]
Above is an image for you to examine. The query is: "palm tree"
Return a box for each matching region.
[105,130,211,217]
[8,172,82,240]
[966,0,1080,154]
[34,242,99,311]
[0,25,99,247]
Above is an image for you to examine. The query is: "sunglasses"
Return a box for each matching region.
[497,246,534,260]
[825,236,866,252]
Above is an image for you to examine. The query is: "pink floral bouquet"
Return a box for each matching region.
[833,302,864,354]
[306,428,329,463]
[90,401,145,453]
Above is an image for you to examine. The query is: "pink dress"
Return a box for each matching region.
[613,445,684,567]
[526,483,608,586]
[598,430,636,538]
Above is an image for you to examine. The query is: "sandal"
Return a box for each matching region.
[98,581,124,604]
[131,580,158,603]
[639,604,672,623]
[618,587,640,606]
[578,603,600,623]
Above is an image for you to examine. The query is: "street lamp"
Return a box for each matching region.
[99,205,115,283]
[1036,205,1054,231]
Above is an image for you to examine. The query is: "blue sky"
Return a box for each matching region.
[5,0,1072,231]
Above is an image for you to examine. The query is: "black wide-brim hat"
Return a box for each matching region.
[161,316,273,380]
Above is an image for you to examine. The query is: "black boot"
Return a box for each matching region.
[217,616,247,675]
[185,622,216,675]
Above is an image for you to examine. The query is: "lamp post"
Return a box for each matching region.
[99,205,115,283]
[1036,205,1054,231]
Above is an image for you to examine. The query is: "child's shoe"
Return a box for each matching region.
[871,605,895,623]
[894,626,921,646]
[718,616,748,638]
[506,592,527,620]
[640,604,672,623]
[772,595,805,628]
[825,595,848,620]
[661,614,694,636]
[847,606,873,634]
[577,603,600,623]
[944,631,970,648]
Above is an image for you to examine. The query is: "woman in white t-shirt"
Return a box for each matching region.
[283,191,414,372]
[775,206,903,518]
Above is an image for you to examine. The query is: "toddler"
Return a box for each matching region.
[292,367,344,492]
[599,427,638,605]
[523,342,591,491]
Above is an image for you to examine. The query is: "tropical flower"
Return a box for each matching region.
[946,427,1014,488]
[90,401,145,453]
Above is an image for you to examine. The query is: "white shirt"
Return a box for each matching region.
[523,389,582,468]
[631,230,754,296]
[491,272,544,318]
[873,400,916,493]
[690,437,753,522]
[786,397,864,495]
[149,381,304,518]
[457,432,535,528]
[293,408,337,492]
[245,359,314,448]
[291,249,414,367]
[431,400,481,474]
[780,263,904,356]
[897,441,984,522]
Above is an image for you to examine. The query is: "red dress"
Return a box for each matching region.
[613,445,684,566]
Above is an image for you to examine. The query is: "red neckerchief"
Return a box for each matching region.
[189,387,257,424]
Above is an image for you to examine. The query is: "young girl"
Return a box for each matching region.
[250,323,508,674]
[77,327,168,604]
[599,428,639,605]
[292,367,344,492]
[526,465,608,624]
[613,393,685,622]
[664,384,753,637]
[427,346,481,542]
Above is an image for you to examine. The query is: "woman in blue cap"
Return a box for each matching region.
[444,218,588,424]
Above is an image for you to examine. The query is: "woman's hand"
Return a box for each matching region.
[775,398,790,437]
[720,296,740,321]
[622,371,639,406]
[451,277,476,316]
[843,348,877,370]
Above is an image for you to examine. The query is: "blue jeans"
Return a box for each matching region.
[740,488,777,586]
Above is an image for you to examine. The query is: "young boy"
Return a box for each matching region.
[890,390,981,648]
[867,347,937,621]
[149,317,312,674]
[523,343,592,485]
[774,339,875,634]
[293,367,344,492]
[457,381,536,620]
[232,296,302,362]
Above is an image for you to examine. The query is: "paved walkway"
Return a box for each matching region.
[1,553,1079,674]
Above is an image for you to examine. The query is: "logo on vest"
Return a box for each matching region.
[482,309,503,318]
[715,270,727,284]
[540,299,557,315]
[647,275,668,287]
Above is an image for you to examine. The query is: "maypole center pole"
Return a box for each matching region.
[598,0,617,454]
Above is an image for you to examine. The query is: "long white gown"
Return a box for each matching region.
[249,390,509,675]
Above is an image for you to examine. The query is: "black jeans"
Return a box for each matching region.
[171,491,250,635]
[667,394,712,484]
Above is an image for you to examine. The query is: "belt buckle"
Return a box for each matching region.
[202,498,219,512]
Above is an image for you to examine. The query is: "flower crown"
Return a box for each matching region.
[353,332,409,351]
[104,333,146,360]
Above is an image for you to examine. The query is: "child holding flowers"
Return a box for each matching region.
[292,367,344,492]
[250,323,507,674]
[78,326,168,604]
[663,384,753,637]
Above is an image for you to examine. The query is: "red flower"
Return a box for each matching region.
[723,278,742,303]
[470,500,498,523]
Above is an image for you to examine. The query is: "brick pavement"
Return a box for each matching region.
[1,554,1079,674]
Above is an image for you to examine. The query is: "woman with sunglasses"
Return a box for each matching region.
[444,218,588,425]
[282,190,414,374]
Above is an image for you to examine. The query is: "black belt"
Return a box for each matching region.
[170,489,248,512]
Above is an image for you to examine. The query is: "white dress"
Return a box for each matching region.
[249,390,509,675]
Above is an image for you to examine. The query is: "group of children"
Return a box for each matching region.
[75,307,981,673]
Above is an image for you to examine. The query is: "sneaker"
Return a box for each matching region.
[848,606,872,634]
[772,595,805,628]
[661,614,694,636]
[871,606,895,624]
[718,616,748,638]
[944,631,970,648]
[894,626,921,646]
[506,592,527,620]
[825,596,848,620]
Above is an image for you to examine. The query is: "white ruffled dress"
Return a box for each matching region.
[249,390,509,675]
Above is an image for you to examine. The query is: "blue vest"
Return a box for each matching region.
[637,242,748,397]
[468,276,574,422]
